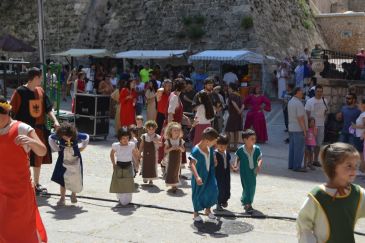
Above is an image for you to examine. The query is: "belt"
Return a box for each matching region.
[117,161,132,168]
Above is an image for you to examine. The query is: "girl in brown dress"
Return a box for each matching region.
[163,122,185,193]
[139,120,161,185]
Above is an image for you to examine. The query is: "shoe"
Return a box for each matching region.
[207,213,216,220]
[143,179,148,183]
[308,165,316,171]
[244,205,254,214]
[70,194,77,203]
[57,198,65,206]
[284,138,289,144]
[171,187,178,193]
[216,205,223,211]
[313,161,321,167]
[193,215,203,222]
[149,180,153,185]
[293,168,308,172]
[35,184,48,195]
[222,202,228,208]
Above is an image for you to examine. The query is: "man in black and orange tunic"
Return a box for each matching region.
[11,67,60,194]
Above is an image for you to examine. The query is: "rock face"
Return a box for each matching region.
[0,0,326,62]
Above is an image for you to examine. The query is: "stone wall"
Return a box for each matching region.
[315,13,365,54]
[320,78,365,112]
[0,0,326,62]
[348,0,365,12]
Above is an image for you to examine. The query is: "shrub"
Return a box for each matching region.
[187,25,205,39]
[302,19,312,29]
[241,16,254,29]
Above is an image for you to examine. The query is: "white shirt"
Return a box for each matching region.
[223,72,238,84]
[305,97,328,127]
[0,121,34,152]
[112,142,135,162]
[164,138,185,147]
[195,104,214,125]
[141,133,161,150]
[355,111,365,138]
[167,93,180,114]
[135,83,145,104]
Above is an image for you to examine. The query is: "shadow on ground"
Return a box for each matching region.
[191,218,254,238]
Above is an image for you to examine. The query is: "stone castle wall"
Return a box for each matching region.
[316,13,365,54]
[0,0,326,62]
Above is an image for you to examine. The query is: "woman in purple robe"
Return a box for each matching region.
[244,86,271,143]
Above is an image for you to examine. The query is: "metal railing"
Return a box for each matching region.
[321,49,359,80]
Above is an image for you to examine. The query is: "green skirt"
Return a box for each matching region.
[109,164,135,193]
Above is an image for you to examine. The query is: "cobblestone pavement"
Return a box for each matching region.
[37,101,365,242]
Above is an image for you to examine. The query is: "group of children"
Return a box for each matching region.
[47,119,365,242]
[48,119,264,217]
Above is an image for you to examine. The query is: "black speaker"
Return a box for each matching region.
[75,94,110,116]
[75,116,109,136]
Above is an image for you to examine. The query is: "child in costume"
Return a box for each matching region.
[49,122,89,206]
[189,127,219,221]
[215,134,233,211]
[163,122,185,192]
[135,115,147,148]
[0,96,48,243]
[234,129,263,214]
[297,142,365,243]
[139,120,161,185]
[110,128,139,205]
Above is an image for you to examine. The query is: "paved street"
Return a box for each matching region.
[37,102,365,242]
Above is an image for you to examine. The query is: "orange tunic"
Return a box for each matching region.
[0,122,47,243]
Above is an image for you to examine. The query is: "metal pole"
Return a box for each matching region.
[37,0,45,65]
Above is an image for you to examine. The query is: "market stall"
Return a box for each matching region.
[188,50,277,97]
[115,50,189,79]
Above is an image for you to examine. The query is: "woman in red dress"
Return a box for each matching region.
[119,79,137,127]
[0,97,48,243]
[243,86,271,143]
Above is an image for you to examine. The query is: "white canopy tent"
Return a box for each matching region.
[188,50,266,64]
[115,50,187,59]
[51,48,114,58]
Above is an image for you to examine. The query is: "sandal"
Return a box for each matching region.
[193,215,203,222]
[35,184,48,195]
[207,213,216,220]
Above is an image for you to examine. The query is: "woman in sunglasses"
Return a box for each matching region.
[0,96,48,242]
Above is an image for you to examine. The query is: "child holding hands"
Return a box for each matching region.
[189,127,219,221]
[234,129,263,214]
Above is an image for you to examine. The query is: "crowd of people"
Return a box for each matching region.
[2,56,365,242]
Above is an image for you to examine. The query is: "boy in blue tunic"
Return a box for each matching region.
[214,134,233,211]
[189,127,219,222]
[234,129,263,214]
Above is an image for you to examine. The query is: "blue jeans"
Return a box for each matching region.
[339,132,356,145]
[288,132,305,170]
